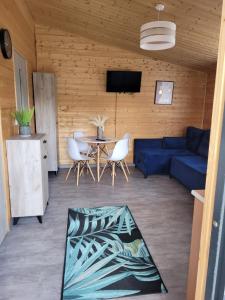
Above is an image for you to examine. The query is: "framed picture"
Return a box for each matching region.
[154,81,174,105]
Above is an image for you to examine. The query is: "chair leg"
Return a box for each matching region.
[105,145,109,155]
[76,162,80,186]
[120,161,128,182]
[79,161,86,176]
[100,162,108,180]
[112,162,115,186]
[65,163,74,182]
[87,162,95,182]
[124,160,130,175]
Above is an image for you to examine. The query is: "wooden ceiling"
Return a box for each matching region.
[25,0,222,70]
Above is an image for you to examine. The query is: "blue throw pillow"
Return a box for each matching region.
[163,137,187,149]
[197,130,210,158]
[186,127,204,153]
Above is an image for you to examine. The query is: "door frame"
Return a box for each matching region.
[205,109,225,298]
[195,0,225,298]
[0,110,9,244]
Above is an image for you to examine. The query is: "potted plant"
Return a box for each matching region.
[89,115,108,139]
[12,107,34,137]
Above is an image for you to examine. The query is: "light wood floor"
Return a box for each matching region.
[0,168,193,300]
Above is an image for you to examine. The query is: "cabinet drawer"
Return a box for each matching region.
[40,135,49,209]
[6,134,47,218]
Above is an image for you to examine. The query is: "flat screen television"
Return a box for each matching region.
[106,70,142,93]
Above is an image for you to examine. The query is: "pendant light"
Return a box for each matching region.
[140,4,176,51]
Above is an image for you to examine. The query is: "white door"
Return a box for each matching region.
[13,50,29,109]
[0,142,8,244]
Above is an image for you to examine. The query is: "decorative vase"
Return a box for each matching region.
[19,125,31,137]
[97,126,104,139]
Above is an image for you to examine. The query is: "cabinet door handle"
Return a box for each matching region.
[43,140,47,144]
[43,155,47,159]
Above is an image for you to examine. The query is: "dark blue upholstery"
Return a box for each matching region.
[137,149,194,176]
[186,127,204,152]
[134,127,210,190]
[197,130,210,158]
[170,156,207,190]
[134,139,163,165]
[163,137,187,149]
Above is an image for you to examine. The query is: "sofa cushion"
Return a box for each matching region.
[170,156,207,190]
[186,127,204,153]
[172,155,207,174]
[197,130,210,158]
[141,149,192,157]
[137,148,194,175]
[163,137,187,149]
[133,139,163,165]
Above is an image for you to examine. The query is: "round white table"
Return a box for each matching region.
[76,136,117,182]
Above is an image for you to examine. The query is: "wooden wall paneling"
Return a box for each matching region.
[26,0,222,70]
[0,0,36,225]
[36,25,208,166]
[203,71,216,128]
[195,0,225,297]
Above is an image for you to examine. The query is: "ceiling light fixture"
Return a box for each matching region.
[140,4,176,51]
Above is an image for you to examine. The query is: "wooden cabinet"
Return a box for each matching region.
[186,190,204,300]
[6,134,49,224]
[33,72,58,172]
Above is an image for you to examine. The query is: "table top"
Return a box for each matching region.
[7,134,46,141]
[191,190,205,203]
[76,136,117,144]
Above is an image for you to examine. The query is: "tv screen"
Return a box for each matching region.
[106,70,142,93]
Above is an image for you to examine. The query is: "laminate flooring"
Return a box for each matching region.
[0,168,194,300]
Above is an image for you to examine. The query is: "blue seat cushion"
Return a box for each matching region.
[172,155,207,174]
[141,148,193,157]
[137,149,194,175]
[186,127,204,153]
[170,155,207,190]
[163,137,187,149]
[197,130,210,158]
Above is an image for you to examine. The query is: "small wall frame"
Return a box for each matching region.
[154,80,174,105]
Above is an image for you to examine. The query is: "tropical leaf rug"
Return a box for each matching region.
[61,205,167,300]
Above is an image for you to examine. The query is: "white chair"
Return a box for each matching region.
[123,133,131,140]
[74,130,96,158]
[73,131,90,154]
[122,133,131,175]
[100,138,129,186]
[65,138,95,186]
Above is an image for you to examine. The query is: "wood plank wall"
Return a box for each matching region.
[36,25,209,165]
[0,0,36,223]
[203,71,216,129]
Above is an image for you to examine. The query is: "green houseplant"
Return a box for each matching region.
[12,107,34,137]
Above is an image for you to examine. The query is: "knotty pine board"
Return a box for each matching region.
[203,71,216,128]
[36,25,209,165]
[0,0,36,224]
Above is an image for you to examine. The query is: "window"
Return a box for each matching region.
[13,50,29,109]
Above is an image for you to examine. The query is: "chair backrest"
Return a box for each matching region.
[123,133,131,140]
[67,138,82,161]
[73,130,89,152]
[109,138,129,161]
[123,133,131,149]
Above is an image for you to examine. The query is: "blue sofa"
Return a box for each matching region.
[134,127,210,190]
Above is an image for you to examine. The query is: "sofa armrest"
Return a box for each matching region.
[163,137,187,149]
[133,138,163,164]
